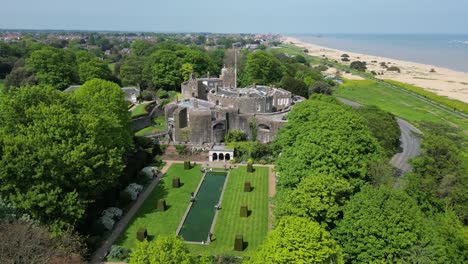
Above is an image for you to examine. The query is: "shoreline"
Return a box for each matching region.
[283,36,468,103]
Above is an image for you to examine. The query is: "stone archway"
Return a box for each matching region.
[219,153,224,161]
[213,153,218,161]
[225,153,230,161]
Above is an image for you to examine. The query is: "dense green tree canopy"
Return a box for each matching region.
[0,80,131,229]
[332,186,441,263]
[129,236,193,264]
[405,134,467,223]
[243,51,284,85]
[273,98,382,189]
[274,174,353,229]
[247,216,343,264]
[26,47,78,90]
[78,58,112,83]
[280,76,309,97]
[353,105,400,157]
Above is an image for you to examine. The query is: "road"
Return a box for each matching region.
[337,97,422,175]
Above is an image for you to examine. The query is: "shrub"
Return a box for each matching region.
[387,66,401,73]
[341,54,350,58]
[102,207,123,221]
[184,160,191,170]
[244,181,252,192]
[156,89,168,99]
[341,57,350,62]
[175,144,187,155]
[157,199,167,211]
[99,215,115,230]
[225,130,247,143]
[124,183,143,200]
[141,90,156,101]
[108,245,129,260]
[240,205,248,217]
[371,71,377,75]
[309,81,333,96]
[247,159,253,173]
[137,228,147,241]
[314,65,329,72]
[430,68,436,73]
[350,61,367,71]
[173,177,181,188]
[234,235,244,251]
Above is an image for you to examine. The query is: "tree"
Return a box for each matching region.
[120,56,146,87]
[273,98,382,189]
[129,236,193,264]
[243,51,284,85]
[78,58,112,83]
[181,63,194,81]
[349,61,367,71]
[280,76,308,97]
[247,216,343,264]
[354,105,400,157]
[405,134,467,222]
[274,174,353,229]
[225,130,247,143]
[26,47,78,90]
[309,81,333,95]
[4,67,37,90]
[148,49,183,90]
[332,186,432,263]
[0,220,85,264]
[0,81,131,229]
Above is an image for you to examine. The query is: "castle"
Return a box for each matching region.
[165,67,300,145]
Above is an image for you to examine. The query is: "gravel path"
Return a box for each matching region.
[90,161,176,264]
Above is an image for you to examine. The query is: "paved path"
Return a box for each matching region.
[337,97,422,175]
[90,161,176,264]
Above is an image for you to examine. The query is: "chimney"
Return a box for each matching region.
[215,83,219,93]
[193,99,198,108]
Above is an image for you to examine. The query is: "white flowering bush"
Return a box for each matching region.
[102,207,123,220]
[140,166,158,179]
[99,215,115,230]
[124,183,143,200]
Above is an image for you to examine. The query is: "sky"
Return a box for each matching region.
[1,0,467,34]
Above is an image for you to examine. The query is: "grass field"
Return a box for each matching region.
[335,80,468,133]
[188,166,269,256]
[113,164,203,252]
[384,79,468,113]
[130,102,151,118]
[134,116,166,136]
[112,164,270,259]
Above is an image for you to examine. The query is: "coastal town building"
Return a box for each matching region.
[165,67,300,145]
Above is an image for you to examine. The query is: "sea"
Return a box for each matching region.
[290,34,468,73]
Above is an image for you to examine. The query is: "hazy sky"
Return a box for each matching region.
[1,0,467,33]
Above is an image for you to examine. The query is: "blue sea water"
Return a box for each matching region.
[291,34,468,73]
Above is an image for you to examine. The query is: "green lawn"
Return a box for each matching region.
[134,116,166,136]
[130,102,152,118]
[335,80,468,134]
[113,164,203,251]
[188,166,270,256]
[112,164,270,259]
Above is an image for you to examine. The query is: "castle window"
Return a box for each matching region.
[257,104,261,112]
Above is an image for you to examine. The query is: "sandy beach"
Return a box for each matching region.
[283,36,468,103]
